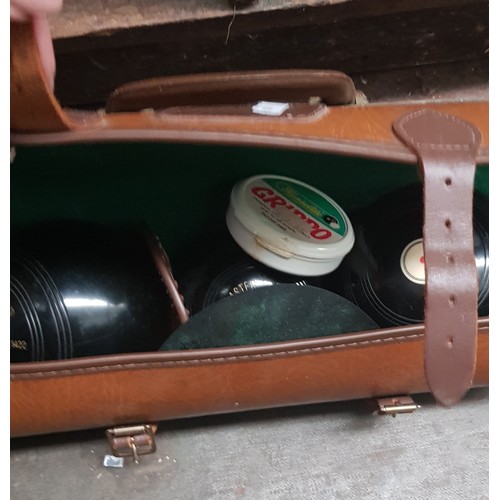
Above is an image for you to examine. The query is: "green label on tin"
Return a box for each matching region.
[264,178,347,237]
[245,177,347,243]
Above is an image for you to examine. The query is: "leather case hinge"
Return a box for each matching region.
[375,396,421,417]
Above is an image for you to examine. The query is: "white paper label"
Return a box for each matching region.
[103,455,124,468]
[251,101,290,116]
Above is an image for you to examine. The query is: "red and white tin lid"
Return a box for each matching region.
[226,174,355,276]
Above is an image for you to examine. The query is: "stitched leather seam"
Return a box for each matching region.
[11,129,489,165]
[12,130,407,155]
[397,109,478,150]
[11,332,425,380]
[423,144,472,151]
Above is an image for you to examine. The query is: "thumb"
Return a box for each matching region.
[31,15,56,91]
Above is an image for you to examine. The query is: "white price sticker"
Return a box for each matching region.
[251,101,290,116]
[103,455,124,468]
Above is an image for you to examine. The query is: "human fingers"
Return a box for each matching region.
[11,0,63,17]
[32,15,57,91]
[10,4,30,21]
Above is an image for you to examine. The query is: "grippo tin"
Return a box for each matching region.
[226,175,354,276]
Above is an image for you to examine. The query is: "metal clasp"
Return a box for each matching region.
[106,424,157,464]
[376,396,420,417]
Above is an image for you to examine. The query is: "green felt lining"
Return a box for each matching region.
[10,142,489,275]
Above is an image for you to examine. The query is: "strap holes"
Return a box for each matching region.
[446,253,455,265]
[447,336,454,349]
[445,219,452,230]
[445,177,452,186]
[449,295,456,307]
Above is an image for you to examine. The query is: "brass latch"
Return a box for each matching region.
[376,396,420,417]
[106,424,157,464]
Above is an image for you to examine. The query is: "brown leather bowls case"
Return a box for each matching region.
[10,21,488,438]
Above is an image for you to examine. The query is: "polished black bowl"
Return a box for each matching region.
[338,185,489,327]
[179,234,323,316]
[10,220,187,362]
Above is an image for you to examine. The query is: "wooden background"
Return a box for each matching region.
[48,0,488,108]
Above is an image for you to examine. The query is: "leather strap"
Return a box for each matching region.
[10,22,72,132]
[393,109,481,406]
